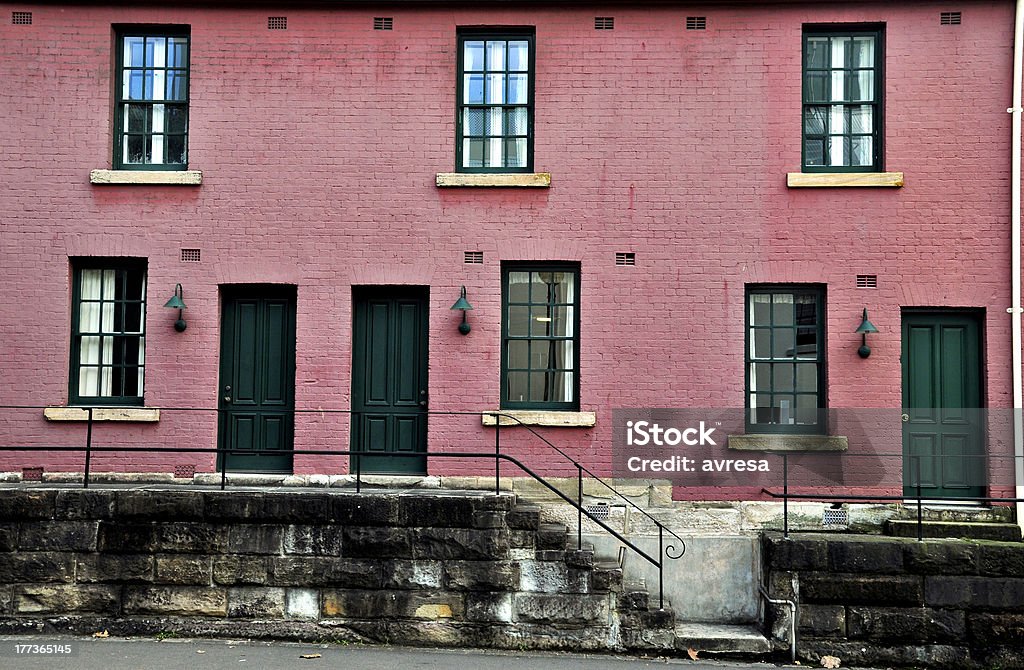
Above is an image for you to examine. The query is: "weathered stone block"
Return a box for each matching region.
[925,576,1024,609]
[123,586,227,617]
[55,490,114,519]
[464,592,514,623]
[762,534,828,571]
[226,525,284,555]
[619,590,649,611]
[565,549,595,569]
[519,560,588,593]
[98,522,156,553]
[400,496,475,527]
[14,584,119,614]
[592,565,623,593]
[967,612,1024,646]
[322,589,464,620]
[505,507,541,530]
[620,607,674,629]
[847,606,965,643]
[801,573,923,606]
[0,586,10,615]
[342,526,412,558]
[0,491,55,521]
[509,531,535,549]
[285,588,319,619]
[444,561,518,591]
[77,554,154,583]
[155,555,212,585]
[536,524,567,550]
[472,511,505,529]
[382,560,443,589]
[828,539,904,574]
[515,593,610,624]
[0,552,73,583]
[262,494,328,523]
[979,543,1024,577]
[412,528,509,560]
[330,496,399,526]
[0,524,17,551]
[799,640,970,668]
[268,557,381,588]
[203,492,265,522]
[19,520,98,551]
[227,587,286,618]
[213,556,269,585]
[799,604,846,637]
[114,491,203,521]
[154,523,229,553]
[284,525,343,556]
[904,540,979,575]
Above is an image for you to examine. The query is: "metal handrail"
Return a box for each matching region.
[0,404,685,609]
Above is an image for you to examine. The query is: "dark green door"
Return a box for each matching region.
[218,285,296,473]
[902,312,984,498]
[351,287,428,474]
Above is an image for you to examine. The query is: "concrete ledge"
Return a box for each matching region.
[482,411,596,427]
[727,434,848,452]
[90,169,203,185]
[43,407,160,422]
[786,172,903,188]
[436,172,551,188]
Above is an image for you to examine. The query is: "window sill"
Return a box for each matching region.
[436,173,551,188]
[90,169,203,186]
[786,172,903,188]
[727,434,848,452]
[482,410,596,427]
[44,407,160,422]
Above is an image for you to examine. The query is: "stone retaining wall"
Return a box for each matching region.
[762,532,1024,668]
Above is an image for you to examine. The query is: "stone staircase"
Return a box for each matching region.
[886,505,1021,542]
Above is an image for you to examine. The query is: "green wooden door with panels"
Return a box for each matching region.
[901,312,984,498]
[217,286,296,473]
[351,287,429,474]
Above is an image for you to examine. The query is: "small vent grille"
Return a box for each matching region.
[22,467,43,481]
[180,248,202,263]
[686,16,707,30]
[464,251,484,264]
[11,11,32,25]
[594,17,615,30]
[374,17,393,30]
[856,274,878,288]
[268,16,288,30]
[174,464,196,479]
[822,507,849,527]
[585,503,610,520]
[615,252,636,266]
[940,11,962,25]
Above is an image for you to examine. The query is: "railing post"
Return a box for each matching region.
[658,525,665,610]
[916,455,923,542]
[494,416,501,496]
[577,464,583,551]
[83,407,93,489]
[783,453,789,539]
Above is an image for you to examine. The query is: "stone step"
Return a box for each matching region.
[673,623,771,655]
[886,519,1022,542]
[537,522,568,549]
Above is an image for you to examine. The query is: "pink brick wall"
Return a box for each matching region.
[0,2,1017,497]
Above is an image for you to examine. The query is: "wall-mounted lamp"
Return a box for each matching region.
[163,283,187,332]
[855,308,878,358]
[450,286,473,335]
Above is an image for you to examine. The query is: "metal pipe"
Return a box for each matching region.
[83,407,93,489]
[759,586,797,664]
[783,454,789,539]
[577,465,583,551]
[916,456,924,542]
[1012,0,1024,541]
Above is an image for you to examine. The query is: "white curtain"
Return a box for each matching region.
[79,269,114,397]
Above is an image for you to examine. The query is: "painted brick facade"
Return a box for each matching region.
[0,1,1017,498]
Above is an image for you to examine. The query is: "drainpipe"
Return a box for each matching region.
[1012,0,1024,539]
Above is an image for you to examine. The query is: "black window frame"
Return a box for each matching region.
[745,285,827,434]
[501,263,581,411]
[802,25,884,173]
[113,25,191,171]
[456,28,535,173]
[69,258,148,406]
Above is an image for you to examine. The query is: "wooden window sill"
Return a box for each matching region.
[436,173,551,188]
[44,407,160,422]
[787,172,903,188]
[727,434,848,452]
[90,169,203,185]
[482,410,596,427]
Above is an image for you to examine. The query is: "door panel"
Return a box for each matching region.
[351,287,428,474]
[902,312,983,498]
[218,286,296,473]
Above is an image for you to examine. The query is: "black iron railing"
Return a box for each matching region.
[0,405,686,609]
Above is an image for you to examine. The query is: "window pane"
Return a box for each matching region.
[506,371,528,403]
[124,70,144,99]
[507,340,529,369]
[805,37,829,69]
[750,362,772,393]
[168,37,189,67]
[166,105,187,134]
[830,36,848,68]
[804,139,825,166]
[124,303,144,334]
[830,105,847,134]
[464,108,486,136]
[462,138,484,167]
[485,137,505,167]
[505,138,527,168]
[508,74,528,104]
[795,394,819,425]
[804,107,826,135]
[850,71,874,102]
[773,329,795,359]
[166,135,187,165]
[795,293,817,325]
[507,306,530,336]
[774,395,795,424]
[772,293,794,325]
[751,328,771,359]
[463,41,485,71]
[830,71,846,103]
[80,336,101,364]
[804,72,829,103]
[850,105,873,133]
[486,74,506,104]
[486,40,506,70]
[125,37,145,67]
[774,363,795,392]
[796,363,817,393]
[508,41,529,71]
[851,37,874,68]
[530,342,549,370]
[851,136,873,166]
[464,74,484,104]
[507,271,530,302]
[796,327,818,359]
[505,108,528,135]
[166,71,187,101]
[531,307,554,336]
[828,135,846,167]
[750,293,771,325]
[125,134,148,164]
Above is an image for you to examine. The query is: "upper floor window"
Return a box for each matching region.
[502,265,579,410]
[457,30,534,172]
[70,260,147,405]
[803,27,882,172]
[115,28,190,170]
[746,286,825,434]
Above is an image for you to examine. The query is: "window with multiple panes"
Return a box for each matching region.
[115,28,190,169]
[803,27,882,171]
[746,286,825,433]
[457,30,534,172]
[502,265,579,409]
[70,260,148,405]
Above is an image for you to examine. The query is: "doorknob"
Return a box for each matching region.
[901,413,910,422]
[419,389,428,408]
[224,385,232,403]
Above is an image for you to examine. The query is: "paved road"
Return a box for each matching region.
[0,636,803,670]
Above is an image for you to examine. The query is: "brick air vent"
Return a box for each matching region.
[11,11,32,25]
[686,16,707,30]
[856,274,878,288]
[940,11,962,25]
[374,17,393,30]
[594,17,615,30]
[615,252,636,266]
[180,248,202,262]
[464,251,484,265]
[822,507,849,526]
[585,503,610,520]
[22,467,43,481]
[268,16,288,30]
[174,464,196,479]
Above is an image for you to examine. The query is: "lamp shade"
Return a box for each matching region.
[450,286,473,311]
[164,294,186,310]
[855,308,878,334]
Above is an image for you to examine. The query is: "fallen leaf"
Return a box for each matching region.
[300,653,323,659]
[686,647,699,661]
[821,655,841,669]
[197,650,206,654]
[92,630,109,638]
